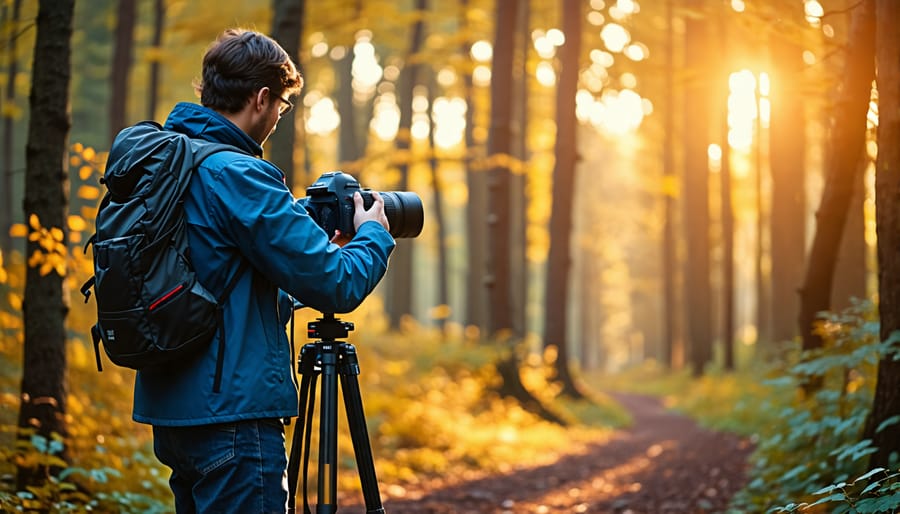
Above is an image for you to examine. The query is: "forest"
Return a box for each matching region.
[3,0,900,512]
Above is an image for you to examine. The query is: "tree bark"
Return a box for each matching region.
[662,0,679,368]
[542,0,584,398]
[831,161,868,310]
[485,0,516,337]
[146,0,164,120]
[683,0,712,376]
[269,0,305,190]
[869,0,900,470]
[109,0,135,143]
[509,0,529,340]
[797,0,874,358]
[426,71,449,335]
[336,1,363,171]
[16,0,73,489]
[386,0,426,330]
[769,30,807,347]
[461,0,488,334]
[2,0,22,254]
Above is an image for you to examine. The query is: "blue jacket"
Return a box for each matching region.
[132,102,395,426]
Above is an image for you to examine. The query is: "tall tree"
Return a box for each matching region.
[336,1,362,170]
[426,70,449,335]
[509,0,529,339]
[661,0,678,368]
[386,0,426,329]
[146,0,165,120]
[109,0,135,143]
[485,0,517,337]
[869,0,900,470]
[717,6,735,371]
[269,0,305,189]
[542,0,584,398]
[797,0,874,357]
[16,0,74,489]
[461,0,488,334]
[682,0,712,376]
[769,24,807,346]
[486,0,561,424]
[1,0,23,254]
[831,162,868,310]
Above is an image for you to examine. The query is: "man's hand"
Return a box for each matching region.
[353,191,390,234]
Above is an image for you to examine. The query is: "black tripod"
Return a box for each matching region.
[287,313,386,514]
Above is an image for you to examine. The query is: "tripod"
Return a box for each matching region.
[287,313,386,514]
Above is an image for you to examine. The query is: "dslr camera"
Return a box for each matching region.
[305,171,424,239]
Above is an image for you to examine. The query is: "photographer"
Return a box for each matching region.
[134,29,394,513]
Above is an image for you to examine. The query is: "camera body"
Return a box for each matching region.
[305,171,424,239]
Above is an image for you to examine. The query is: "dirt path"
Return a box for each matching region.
[354,393,754,513]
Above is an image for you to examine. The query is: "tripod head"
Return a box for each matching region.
[307,313,354,341]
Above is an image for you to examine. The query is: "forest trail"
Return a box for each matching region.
[354,393,754,513]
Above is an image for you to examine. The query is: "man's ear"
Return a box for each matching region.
[255,87,270,112]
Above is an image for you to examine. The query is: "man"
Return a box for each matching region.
[133,29,395,513]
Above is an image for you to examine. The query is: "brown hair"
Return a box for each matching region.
[196,28,303,113]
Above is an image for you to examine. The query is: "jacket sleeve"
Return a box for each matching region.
[203,155,395,313]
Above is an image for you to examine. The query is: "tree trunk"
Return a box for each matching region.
[485,0,516,337]
[769,32,807,346]
[869,0,900,470]
[16,0,73,489]
[831,161,868,310]
[509,0,529,340]
[721,130,735,371]
[2,0,22,254]
[797,0,874,358]
[461,0,487,334]
[542,0,585,398]
[336,50,359,166]
[386,0,426,329]
[485,0,558,420]
[683,0,712,376]
[336,2,362,170]
[269,0,305,190]
[146,0,164,120]
[662,0,679,368]
[426,72,449,335]
[716,3,735,371]
[109,0,135,143]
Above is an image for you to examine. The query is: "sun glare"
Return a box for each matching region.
[371,92,400,141]
[728,69,758,151]
[600,23,630,53]
[352,38,383,99]
[305,96,340,136]
[432,96,467,149]
[804,0,824,26]
[470,40,492,62]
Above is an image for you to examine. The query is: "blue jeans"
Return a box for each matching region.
[153,419,288,514]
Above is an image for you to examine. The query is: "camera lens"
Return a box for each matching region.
[380,191,424,238]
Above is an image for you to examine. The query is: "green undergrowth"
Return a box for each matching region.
[592,299,900,513]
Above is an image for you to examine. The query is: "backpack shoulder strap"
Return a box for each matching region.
[191,140,251,168]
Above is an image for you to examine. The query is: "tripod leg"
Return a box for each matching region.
[317,348,339,514]
[339,344,385,514]
[289,344,319,514]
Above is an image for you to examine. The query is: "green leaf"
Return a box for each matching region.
[876,415,900,434]
[807,493,847,508]
[853,467,887,484]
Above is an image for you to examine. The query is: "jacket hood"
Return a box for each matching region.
[163,102,263,158]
